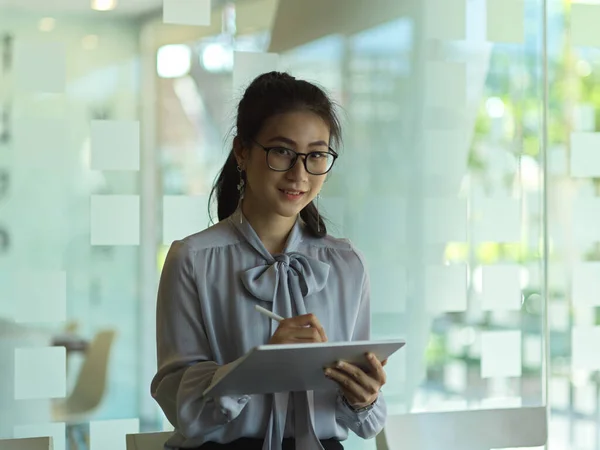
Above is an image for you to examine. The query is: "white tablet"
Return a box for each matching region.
[203,339,405,398]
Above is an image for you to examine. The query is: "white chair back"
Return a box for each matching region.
[125,432,172,450]
[377,406,547,450]
[0,437,53,450]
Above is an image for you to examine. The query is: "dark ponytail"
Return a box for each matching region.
[211,152,242,223]
[209,71,342,238]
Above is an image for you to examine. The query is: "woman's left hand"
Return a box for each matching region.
[324,353,387,410]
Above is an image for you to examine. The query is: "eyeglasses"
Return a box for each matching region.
[253,140,338,175]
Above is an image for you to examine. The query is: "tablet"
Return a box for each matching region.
[202,339,405,398]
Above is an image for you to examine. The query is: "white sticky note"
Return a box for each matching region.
[14,118,67,169]
[444,360,468,392]
[548,415,570,449]
[425,0,466,40]
[425,198,467,243]
[572,4,600,47]
[15,271,66,323]
[574,307,596,327]
[549,262,568,291]
[572,262,600,307]
[489,311,516,328]
[423,131,468,178]
[491,446,543,450]
[474,198,521,243]
[574,420,596,449]
[371,265,407,314]
[163,0,211,26]
[14,41,66,93]
[91,195,140,246]
[548,145,568,176]
[572,327,600,370]
[549,377,570,410]
[487,376,512,397]
[91,120,140,171]
[572,198,600,248]
[487,0,525,43]
[233,52,279,95]
[14,423,66,450]
[574,104,596,132]
[481,265,523,311]
[14,347,66,399]
[429,399,469,413]
[481,397,522,409]
[570,132,600,178]
[523,334,542,368]
[163,195,210,245]
[574,383,596,415]
[426,265,467,313]
[90,419,140,450]
[446,327,467,355]
[481,330,522,378]
[523,262,541,290]
[425,62,466,109]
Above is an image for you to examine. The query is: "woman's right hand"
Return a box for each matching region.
[268,313,328,345]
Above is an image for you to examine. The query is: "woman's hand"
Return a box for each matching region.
[268,313,328,345]
[324,353,387,410]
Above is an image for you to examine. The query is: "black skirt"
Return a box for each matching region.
[191,437,344,449]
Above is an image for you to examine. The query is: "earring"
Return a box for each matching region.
[316,193,321,233]
[237,165,245,224]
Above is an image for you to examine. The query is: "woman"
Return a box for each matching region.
[151,72,387,450]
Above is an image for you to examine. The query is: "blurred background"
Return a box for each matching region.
[0,0,599,449]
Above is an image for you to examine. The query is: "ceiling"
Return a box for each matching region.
[269,0,411,53]
[0,0,163,17]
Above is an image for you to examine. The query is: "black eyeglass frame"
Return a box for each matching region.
[252,140,339,175]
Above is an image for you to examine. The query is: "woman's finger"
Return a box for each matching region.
[288,313,327,342]
[291,327,324,342]
[365,353,387,385]
[276,324,323,342]
[331,361,380,395]
[324,368,371,403]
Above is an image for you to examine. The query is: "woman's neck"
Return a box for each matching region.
[241,200,296,254]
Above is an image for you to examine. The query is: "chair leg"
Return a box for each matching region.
[375,428,389,450]
[67,425,78,450]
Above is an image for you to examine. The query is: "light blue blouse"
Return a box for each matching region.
[151,209,387,449]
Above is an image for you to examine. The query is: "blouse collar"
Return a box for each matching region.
[228,208,306,261]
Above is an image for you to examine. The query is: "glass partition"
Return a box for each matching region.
[1,0,600,449]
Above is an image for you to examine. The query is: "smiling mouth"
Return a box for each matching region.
[278,189,307,200]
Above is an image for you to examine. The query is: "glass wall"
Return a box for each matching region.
[1,0,599,449]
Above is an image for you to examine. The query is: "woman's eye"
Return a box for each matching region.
[273,148,293,156]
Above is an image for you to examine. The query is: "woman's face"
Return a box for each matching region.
[235,110,331,221]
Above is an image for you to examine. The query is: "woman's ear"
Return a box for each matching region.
[233,136,248,169]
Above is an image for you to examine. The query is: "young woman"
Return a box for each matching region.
[151,72,387,450]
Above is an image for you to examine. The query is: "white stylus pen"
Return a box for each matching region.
[255,304,285,322]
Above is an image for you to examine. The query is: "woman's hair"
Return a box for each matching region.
[209,71,342,238]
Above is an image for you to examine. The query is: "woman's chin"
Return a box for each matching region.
[272,202,306,219]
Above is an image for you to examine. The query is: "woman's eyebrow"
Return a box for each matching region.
[266,136,328,147]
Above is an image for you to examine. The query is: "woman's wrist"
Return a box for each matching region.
[341,393,377,412]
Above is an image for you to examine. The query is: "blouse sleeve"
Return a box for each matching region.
[150,240,250,439]
[335,253,388,439]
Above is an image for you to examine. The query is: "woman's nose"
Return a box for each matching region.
[287,156,309,179]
